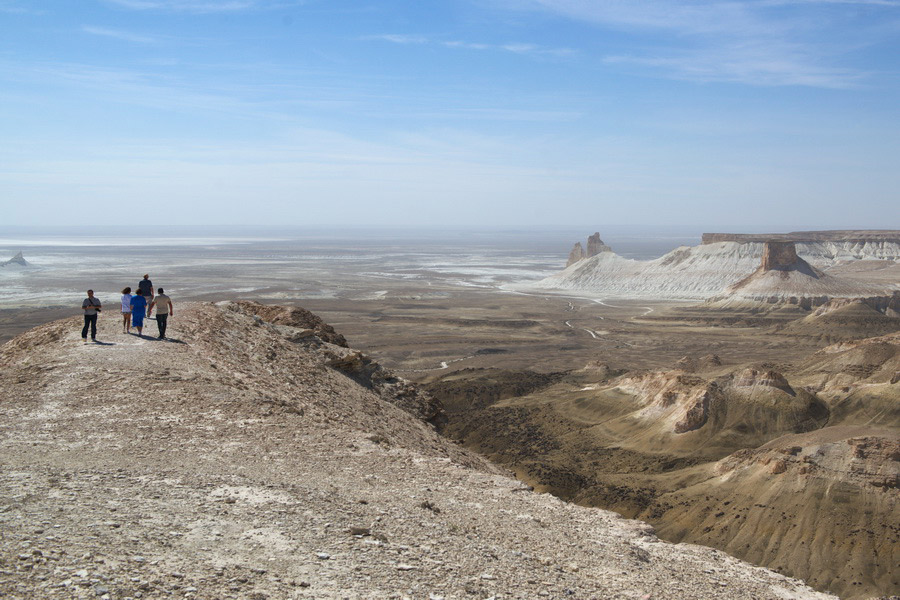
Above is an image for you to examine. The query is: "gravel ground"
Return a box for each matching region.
[0,302,837,600]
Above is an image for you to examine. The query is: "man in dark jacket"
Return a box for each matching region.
[138,274,154,302]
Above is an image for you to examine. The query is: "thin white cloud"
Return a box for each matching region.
[363,34,429,45]
[522,1,776,37]
[102,0,304,12]
[499,42,575,56]
[503,0,897,87]
[759,0,900,5]
[368,34,574,57]
[0,0,44,14]
[430,107,582,122]
[502,43,537,53]
[603,51,864,89]
[82,26,158,44]
[443,40,491,51]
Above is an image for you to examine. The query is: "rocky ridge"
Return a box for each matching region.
[777,294,900,342]
[810,293,900,319]
[227,301,444,424]
[596,366,830,456]
[0,302,837,600]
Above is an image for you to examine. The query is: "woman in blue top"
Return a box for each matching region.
[130,289,148,336]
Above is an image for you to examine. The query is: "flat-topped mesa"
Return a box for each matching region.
[737,240,823,282]
[705,239,895,308]
[702,230,900,245]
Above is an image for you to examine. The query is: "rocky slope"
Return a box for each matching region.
[793,331,900,427]
[431,344,898,600]
[780,295,900,342]
[707,242,886,308]
[0,302,836,600]
[648,428,899,598]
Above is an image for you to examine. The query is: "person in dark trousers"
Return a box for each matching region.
[147,288,174,339]
[138,274,154,303]
[81,289,102,343]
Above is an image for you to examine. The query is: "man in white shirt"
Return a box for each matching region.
[147,288,174,339]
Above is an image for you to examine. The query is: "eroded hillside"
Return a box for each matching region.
[431,332,900,600]
[0,302,837,600]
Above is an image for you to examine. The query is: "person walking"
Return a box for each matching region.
[138,274,154,303]
[130,289,148,336]
[147,288,174,339]
[121,287,133,334]
[81,289,102,343]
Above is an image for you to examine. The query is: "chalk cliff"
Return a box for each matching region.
[528,232,900,300]
[707,241,886,308]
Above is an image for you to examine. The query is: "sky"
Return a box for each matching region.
[1,0,898,231]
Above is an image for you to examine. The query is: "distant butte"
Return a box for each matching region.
[0,251,29,268]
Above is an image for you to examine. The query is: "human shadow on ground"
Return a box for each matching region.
[127,332,185,344]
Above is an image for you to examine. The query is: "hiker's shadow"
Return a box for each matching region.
[93,341,116,346]
[129,332,185,345]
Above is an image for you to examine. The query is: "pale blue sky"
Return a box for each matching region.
[1,0,898,229]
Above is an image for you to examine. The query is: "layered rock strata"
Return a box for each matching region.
[702,230,900,244]
[531,232,899,300]
[712,241,884,307]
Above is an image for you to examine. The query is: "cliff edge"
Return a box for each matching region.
[702,230,900,244]
[0,302,836,599]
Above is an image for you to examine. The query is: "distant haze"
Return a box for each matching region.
[1,1,898,229]
[0,225,703,258]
